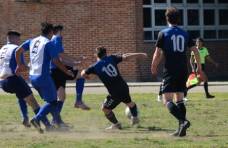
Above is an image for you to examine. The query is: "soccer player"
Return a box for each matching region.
[0,31,51,129]
[50,25,90,122]
[15,22,74,133]
[81,46,147,129]
[185,37,219,99]
[151,7,203,137]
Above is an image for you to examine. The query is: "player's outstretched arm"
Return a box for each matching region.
[81,69,90,79]
[151,47,163,75]
[52,57,74,77]
[59,53,86,66]
[122,52,147,61]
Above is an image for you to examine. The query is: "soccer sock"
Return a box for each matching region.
[184,90,188,97]
[129,104,138,117]
[187,84,197,90]
[105,111,118,124]
[49,101,62,124]
[75,78,85,103]
[35,103,53,121]
[34,107,51,127]
[176,100,186,120]
[159,84,162,96]
[166,101,185,123]
[56,100,64,114]
[204,82,209,95]
[18,98,28,120]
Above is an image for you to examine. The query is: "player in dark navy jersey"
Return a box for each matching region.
[81,46,147,129]
[151,7,203,137]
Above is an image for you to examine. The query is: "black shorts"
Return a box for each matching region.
[0,75,32,99]
[161,72,188,93]
[103,87,132,110]
[51,66,78,90]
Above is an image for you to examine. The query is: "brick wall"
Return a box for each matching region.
[0,0,138,81]
[0,0,227,81]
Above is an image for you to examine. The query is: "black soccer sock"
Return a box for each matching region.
[176,100,186,120]
[184,90,187,97]
[105,111,118,124]
[204,82,209,95]
[159,84,162,96]
[166,101,185,123]
[187,84,197,90]
[129,104,138,117]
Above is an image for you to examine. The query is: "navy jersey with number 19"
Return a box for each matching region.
[85,55,128,97]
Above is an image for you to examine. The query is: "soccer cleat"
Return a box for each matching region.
[45,125,57,132]
[74,102,90,110]
[178,120,191,137]
[105,123,122,130]
[22,118,31,128]
[131,116,140,126]
[30,118,44,134]
[206,94,215,99]
[183,97,188,102]
[157,95,162,102]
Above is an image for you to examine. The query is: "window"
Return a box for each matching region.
[155,10,166,26]
[203,0,215,3]
[143,8,152,28]
[187,0,198,3]
[171,0,182,3]
[219,10,228,25]
[187,10,199,25]
[143,0,228,41]
[204,10,215,25]
[204,30,216,39]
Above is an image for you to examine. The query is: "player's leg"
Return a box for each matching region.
[74,77,90,110]
[157,83,163,102]
[102,95,121,130]
[17,98,30,127]
[202,72,214,98]
[174,93,190,137]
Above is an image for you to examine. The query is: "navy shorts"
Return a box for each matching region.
[0,75,32,99]
[30,76,57,102]
[103,86,132,110]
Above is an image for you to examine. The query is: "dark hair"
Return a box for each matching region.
[165,7,180,25]
[7,30,21,37]
[196,37,204,43]
[95,46,107,58]
[41,22,54,35]
[53,25,63,34]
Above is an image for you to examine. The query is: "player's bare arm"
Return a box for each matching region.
[52,57,74,77]
[206,55,219,68]
[15,47,28,75]
[122,52,147,61]
[151,47,163,75]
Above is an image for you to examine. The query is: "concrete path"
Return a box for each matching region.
[0,82,227,95]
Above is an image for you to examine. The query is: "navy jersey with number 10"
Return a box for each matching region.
[156,26,195,75]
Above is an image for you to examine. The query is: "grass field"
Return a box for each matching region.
[0,93,228,148]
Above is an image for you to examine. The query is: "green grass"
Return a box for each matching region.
[0,93,228,148]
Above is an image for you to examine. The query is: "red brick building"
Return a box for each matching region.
[0,0,227,81]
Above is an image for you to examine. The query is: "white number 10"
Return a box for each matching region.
[171,35,185,52]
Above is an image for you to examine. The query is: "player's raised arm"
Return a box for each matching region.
[151,47,163,75]
[121,52,147,61]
